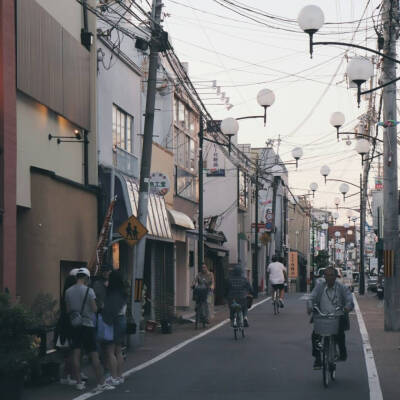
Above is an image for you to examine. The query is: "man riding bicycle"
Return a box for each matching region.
[267,255,287,307]
[225,265,253,327]
[307,266,354,370]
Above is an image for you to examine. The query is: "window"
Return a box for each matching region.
[112,104,133,153]
[175,166,198,202]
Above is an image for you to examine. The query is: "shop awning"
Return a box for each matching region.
[167,209,195,230]
[205,241,229,257]
[119,174,173,241]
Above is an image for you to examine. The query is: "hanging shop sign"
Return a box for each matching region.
[150,172,170,196]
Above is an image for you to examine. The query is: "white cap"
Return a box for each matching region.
[69,268,79,276]
[76,267,90,278]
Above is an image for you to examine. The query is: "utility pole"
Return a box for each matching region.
[252,159,259,297]
[382,0,400,331]
[359,173,365,295]
[198,116,204,271]
[269,176,279,263]
[132,0,163,338]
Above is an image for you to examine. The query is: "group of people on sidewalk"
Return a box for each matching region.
[55,265,128,392]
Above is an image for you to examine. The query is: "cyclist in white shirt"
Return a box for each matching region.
[267,255,287,307]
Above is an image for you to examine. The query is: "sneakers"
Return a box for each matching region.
[313,358,322,370]
[279,299,284,308]
[105,376,121,386]
[244,318,249,328]
[60,375,77,385]
[76,382,86,390]
[94,383,115,392]
[117,376,125,384]
[80,372,89,381]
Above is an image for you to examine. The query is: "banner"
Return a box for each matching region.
[288,251,298,278]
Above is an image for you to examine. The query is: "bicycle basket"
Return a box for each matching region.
[313,315,340,335]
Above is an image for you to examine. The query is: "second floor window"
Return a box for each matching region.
[112,105,133,153]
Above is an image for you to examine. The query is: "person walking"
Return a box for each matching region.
[101,270,127,386]
[192,264,214,324]
[65,267,115,392]
[267,255,287,307]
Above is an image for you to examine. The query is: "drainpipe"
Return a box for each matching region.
[83,130,89,185]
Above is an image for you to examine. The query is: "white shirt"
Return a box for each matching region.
[267,262,287,285]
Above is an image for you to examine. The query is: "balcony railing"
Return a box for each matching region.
[113,146,139,178]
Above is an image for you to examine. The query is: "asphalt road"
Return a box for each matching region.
[96,294,370,399]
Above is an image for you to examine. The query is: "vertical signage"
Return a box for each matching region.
[288,251,298,278]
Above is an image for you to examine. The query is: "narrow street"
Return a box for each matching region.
[92,294,369,400]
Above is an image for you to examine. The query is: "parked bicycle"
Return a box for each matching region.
[230,299,245,340]
[313,305,342,388]
[193,287,209,329]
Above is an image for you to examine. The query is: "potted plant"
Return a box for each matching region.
[0,292,39,399]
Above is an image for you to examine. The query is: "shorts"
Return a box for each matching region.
[272,283,284,290]
[70,326,97,353]
[113,315,127,346]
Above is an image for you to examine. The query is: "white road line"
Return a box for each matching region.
[353,294,383,400]
[72,296,271,400]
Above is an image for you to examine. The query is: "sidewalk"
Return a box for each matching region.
[356,294,400,400]
[23,296,266,400]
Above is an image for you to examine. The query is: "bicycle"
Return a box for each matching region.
[193,287,208,329]
[313,306,342,388]
[230,299,245,340]
[272,288,280,315]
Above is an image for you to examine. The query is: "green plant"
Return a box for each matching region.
[0,293,39,376]
[30,292,58,327]
[315,250,330,270]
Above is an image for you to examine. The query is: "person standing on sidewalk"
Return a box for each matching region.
[92,264,112,311]
[101,270,127,386]
[192,264,214,324]
[267,255,287,307]
[65,267,115,392]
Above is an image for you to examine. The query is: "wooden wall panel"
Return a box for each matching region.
[16,0,90,130]
[17,0,63,114]
[62,29,90,130]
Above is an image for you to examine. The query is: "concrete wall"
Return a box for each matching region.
[204,143,238,264]
[17,92,85,207]
[36,0,83,42]
[17,171,97,305]
[97,41,142,168]
[151,143,174,208]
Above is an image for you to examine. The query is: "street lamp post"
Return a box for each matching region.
[198,88,284,297]
[298,2,400,329]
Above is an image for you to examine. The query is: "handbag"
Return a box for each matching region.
[97,314,114,341]
[55,335,70,349]
[70,287,90,327]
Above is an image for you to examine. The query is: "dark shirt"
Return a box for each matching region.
[226,275,252,301]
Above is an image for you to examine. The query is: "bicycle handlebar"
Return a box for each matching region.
[312,305,342,318]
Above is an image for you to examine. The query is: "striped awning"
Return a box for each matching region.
[122,174,172,241]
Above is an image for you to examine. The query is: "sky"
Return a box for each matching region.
[162,0,385,223]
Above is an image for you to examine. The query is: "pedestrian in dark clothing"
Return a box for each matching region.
[102,270,127,386]
[92,264,112,311]
[225,265,253,327]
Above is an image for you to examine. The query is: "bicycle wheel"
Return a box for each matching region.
[322,337,330,388]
